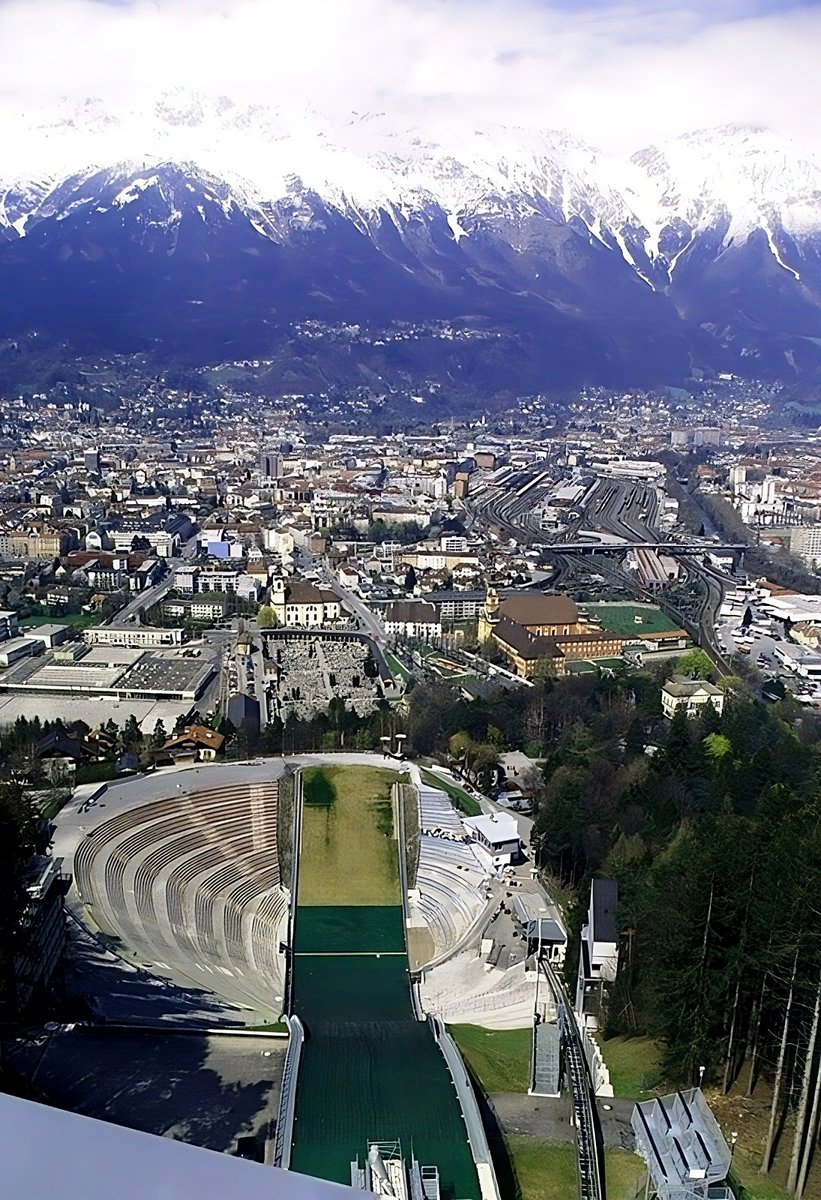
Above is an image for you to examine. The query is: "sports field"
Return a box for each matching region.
[298,765,400,906]
[586,602,683,637]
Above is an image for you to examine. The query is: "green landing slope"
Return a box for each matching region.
[290,766,480,1199]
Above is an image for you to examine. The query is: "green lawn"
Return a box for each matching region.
[587,602,683,638]
[384,649,414,682]
[504,1140,646,1200]
[606,1149,647,1199]
[299,766,400,906]
[504,1138,578,1200]
[731,1149,794,1200]
[600,1034,664,1099]
[449,1024,532,1094]
[420,768,482,816]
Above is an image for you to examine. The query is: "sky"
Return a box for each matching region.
[0,0,820,155]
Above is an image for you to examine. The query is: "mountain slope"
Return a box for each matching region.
[0,106,820,389]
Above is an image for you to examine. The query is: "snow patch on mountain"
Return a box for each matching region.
[0,94,819,284]
[113,177,159,207]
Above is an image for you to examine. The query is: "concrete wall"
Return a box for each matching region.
[574,1013,614,1098]
[429,1017,502,1200]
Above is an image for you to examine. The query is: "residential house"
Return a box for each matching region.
[160,724,226,764]
[661,676,725,719]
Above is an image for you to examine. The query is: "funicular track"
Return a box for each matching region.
[542,959,605,1200]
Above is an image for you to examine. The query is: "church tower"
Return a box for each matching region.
[270,574,287,625]
[478,585,501,644]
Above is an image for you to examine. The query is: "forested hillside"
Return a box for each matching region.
[403,665,821,1192]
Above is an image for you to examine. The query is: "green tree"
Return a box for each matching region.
[122,714,142,750]
[258,604,277,629]
[675,648,714,679]
[0,782,37,1019]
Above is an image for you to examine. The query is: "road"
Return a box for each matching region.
[105,537,200,629]
[307,560,387,644]
[108,569,176,628]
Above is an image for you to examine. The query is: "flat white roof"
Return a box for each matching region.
[762,595,821,623]
[0,1092,354,1200]
[464,812,521,845]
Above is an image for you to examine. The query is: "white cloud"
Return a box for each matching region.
[0,0,819,160]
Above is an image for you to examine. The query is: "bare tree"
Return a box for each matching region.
[762,950,798,1174]
[787,972,820,1195]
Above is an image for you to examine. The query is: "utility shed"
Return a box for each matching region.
[511,893,567,964]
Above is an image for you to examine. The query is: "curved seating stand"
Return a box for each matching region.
[413,786,490,959]
[73,782,288,1019]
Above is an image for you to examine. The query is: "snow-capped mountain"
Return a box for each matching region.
[1,95,821,389]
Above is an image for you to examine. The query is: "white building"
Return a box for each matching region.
[730,465,747,493]
[384,599,442,640]
[270,575,342,628]
[85,626,184,648]
[463,812,522,869]
[575,878,619,1031]
[661,677,725,719]
[789,526,821,567]
[0,609,20,642]
[773,643,821,680]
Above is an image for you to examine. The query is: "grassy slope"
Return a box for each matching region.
[384,649,413,681]
[420,768,482,816]
[605,1148,647,1199]
[505,1139,578,1200]
[449,1024,532,1094]
[732,1149,795,1200]
[600,1034,664,1100]
[299,765,400,906]
[505,1141,646,1200]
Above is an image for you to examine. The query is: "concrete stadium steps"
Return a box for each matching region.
[412,786,490,959]
[73,781,288,1019]
[415,858,488,960]
[419,785,465,836]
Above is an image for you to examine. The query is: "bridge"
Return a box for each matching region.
[540,541,745,556]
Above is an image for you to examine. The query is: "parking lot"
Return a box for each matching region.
[714,590,821,702]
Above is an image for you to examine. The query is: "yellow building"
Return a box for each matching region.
[480,588,625,678]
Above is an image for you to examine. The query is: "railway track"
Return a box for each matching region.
[542,958,605,1200]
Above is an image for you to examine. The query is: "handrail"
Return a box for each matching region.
[283,769,302,1018]
[542,959,606,1200]
[428,1016,502,1200]
[272,1014,304,1169]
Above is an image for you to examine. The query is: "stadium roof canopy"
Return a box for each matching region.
[0,1092,354,1200]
